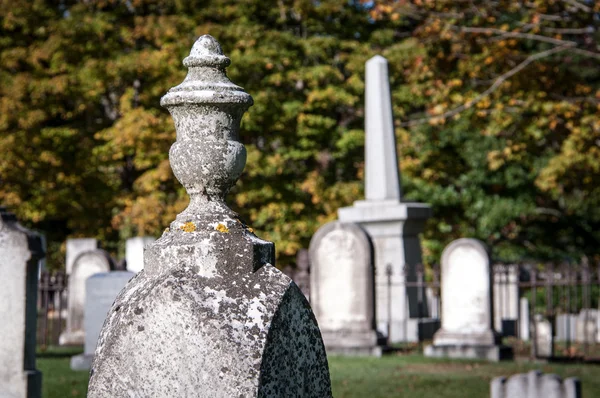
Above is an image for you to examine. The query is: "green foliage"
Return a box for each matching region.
[1,0,599,267]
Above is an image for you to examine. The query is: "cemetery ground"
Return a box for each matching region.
[38,346,600,398]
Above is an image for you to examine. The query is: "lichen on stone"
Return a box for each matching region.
[179,222,197,233]
[215,223,230,233]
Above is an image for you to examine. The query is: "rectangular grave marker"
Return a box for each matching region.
[0,207,44,398]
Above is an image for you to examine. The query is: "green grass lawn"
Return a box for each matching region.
[329,354,600,397]
[37,349,600,397]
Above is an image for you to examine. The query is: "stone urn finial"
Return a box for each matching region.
[144,35,273,276]
[161,34,252,206]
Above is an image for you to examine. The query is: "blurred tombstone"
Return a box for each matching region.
[309,221,380,356]
[0,207,45,398]
[65,238,97,274]
[125,237,155,273]
[425,239,511,361]
[71,271,135,370]
[59,250,113,345]
[555,314,577,342]
[575,309,598,343]
[491,370,581,398]
[493,264,519,334]
[426,287,440,319]
[535,315,553,358]
[519,297,530,341]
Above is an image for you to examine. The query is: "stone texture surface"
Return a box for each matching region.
[337,55,431,343]
[59,250,113,346]
[65,238,97,275]
[125,237,155,273]
[0,207,44,398]
[70,271,135,371]
[87,35,331,397]
[426,239,511,361]
[309,221,381,356]
[491,370,581,398]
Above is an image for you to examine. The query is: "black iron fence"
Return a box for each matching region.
[397,261,600,361]
[37,271,68,349]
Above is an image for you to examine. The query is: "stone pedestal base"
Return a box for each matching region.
[70,353,94,371]
[433,328,499,346]
[379,318,441,342]
[424,344,513,362]
[321,329,382,357]
[59,330,84,346]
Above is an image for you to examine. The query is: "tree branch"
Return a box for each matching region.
[562,0,592,13]
[400,44,574,127]
[542,26,595,34]
[458,26,577,47]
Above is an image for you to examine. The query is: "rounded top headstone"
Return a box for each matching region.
[441,238,489,267]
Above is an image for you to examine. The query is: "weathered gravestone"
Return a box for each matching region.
[87,35,331,397]
[491,370,581,398]
[0,207,44,398]
[534,315,553,358]
[125,237,155,273]
[70,271,135,370]
[309,221,381,356]
[337,54,431,343]
[425,239,512,361]
[65,238,97,275]
[555,313,577,342]
[575,308,598,343]
[59,250,113,346]
[519,297,530,341]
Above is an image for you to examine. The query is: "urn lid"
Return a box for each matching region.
[160,35,253,107]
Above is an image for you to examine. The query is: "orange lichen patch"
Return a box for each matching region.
[179,222,196,233]
[215,223,229,233]
[247,227,255,233]
[164,227,170,233]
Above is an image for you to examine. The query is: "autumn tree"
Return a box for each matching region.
[1,0,599,267]
[369,0,600,262]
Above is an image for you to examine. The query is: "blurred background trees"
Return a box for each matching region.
[1,0,598,268]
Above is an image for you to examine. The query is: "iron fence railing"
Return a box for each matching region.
[37,271,68,349]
